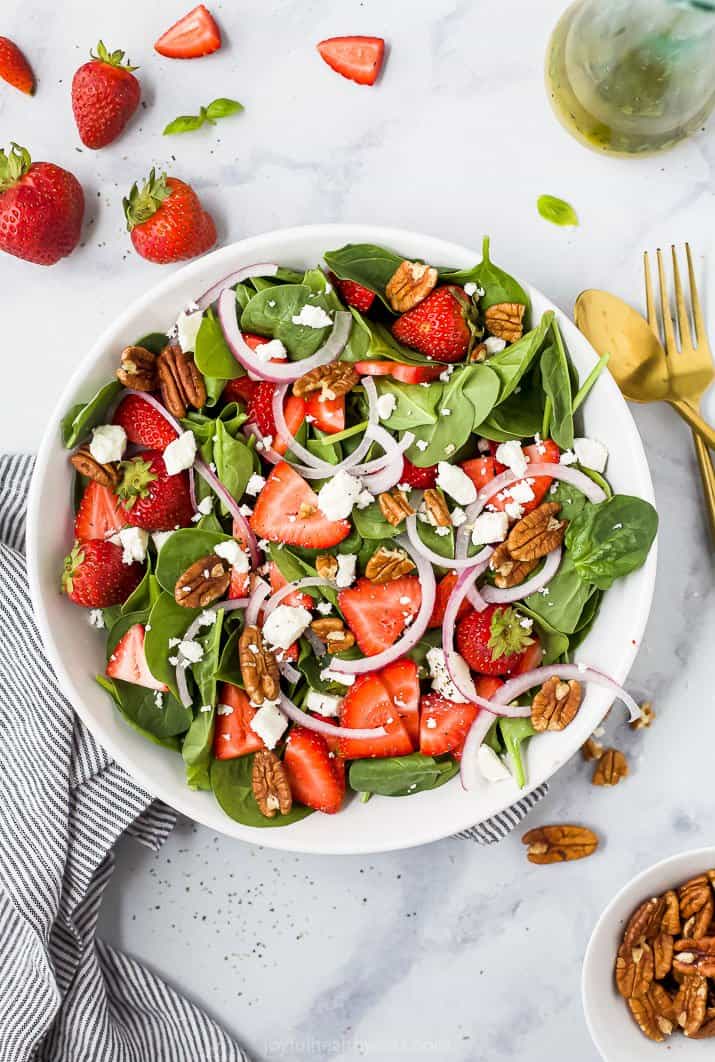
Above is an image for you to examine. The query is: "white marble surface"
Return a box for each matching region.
[3,0,715,1058]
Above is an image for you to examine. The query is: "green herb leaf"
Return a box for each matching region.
[211,755,314,827]
[482,312,553,405]
[540,320,575,450]
[498,717,536,788]
[440,236,530,315]
[163,113,207,135]
[155,528,235,595]
[240,284,337,359]
[324,243,405,312]
[524,551,595,635]
[565,495,658,590]
[537,195,579,227]
[61,380,122,448]
[206,97,244,120]
[163,99,243,135]
[348,753,459,797]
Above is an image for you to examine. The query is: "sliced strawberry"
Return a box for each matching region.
[74,480,125,541]
[391,286,472,363]
[106,623,167,691]
[213,684,264,759]
[461,456,496,492]
[330,273,376,312]
[305,391,345,434]
[250,462,350,549]
[354,360,443,385]
[316,36,385,86]
[428,572,472,629]
[379,658,420,746]
[310,712,342,755]
[116,450,194,531]
[246,381,306,455]
[284,726,346,813]
[226,520,253,598]
[62,539,143,608]
[419,693,478,757]
[0,37,35,95]
[269,562,313,608]
[512,639,543,675]
[456,604,535,676]
[400,455,437,489]
[474,675,505,701]
[113,393,178,451]
[338,576,421,657]
[488,439,561,515]
[338,673,413,760]
[222,376,258,406]
[154,4,221,59]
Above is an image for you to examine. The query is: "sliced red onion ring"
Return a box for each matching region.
[272,384,343,474]
[195,262,279,311]
[481,547,562,605]
[263,576,334,617]
[350,424,414,478]
[329,533,435,675]
[492,664,642,722]
[245,577,271,628]
[279,694,386,740]
[175,599,249,708]
[466,584,488,612]
[405,514,493,571]
[304,628,327,659]
[278,659,301,684]
[193,457,258,568]
[218,288,352,383]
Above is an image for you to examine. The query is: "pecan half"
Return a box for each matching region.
[385,259,438,313]
[531,676,582,732]
[310,617,355,653]
[69,447,121,489]
[423,488,451,528]
[315,553,338,580]
[484,302,525,342]
[674,974,708,1036]
[239,625,280,706]
[662,890,682,936]
[616,942,654,999]
[378,488,415,527]
[116,345,158,391]
[654,932,675,980]
[679,875,715,939]
[365,545,416,583]
[468,341,487,363]
[292,362,359,399]
[592,747,629,787]
[489,541,538,589]
[251,749,292,818]
[630,700,655,730]
[157,344,206,418]
[174,554,230,608]
[691,1010,715,1039]
[673,938,715,978]
[522,824,598,865]
[581,735,604,762]
[627,984,675,1042]
[624,896,667,949]
[507,502,566,562]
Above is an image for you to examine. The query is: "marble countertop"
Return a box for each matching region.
[3,0,714,1058]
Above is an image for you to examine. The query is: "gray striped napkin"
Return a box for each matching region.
[0,453,545,1060]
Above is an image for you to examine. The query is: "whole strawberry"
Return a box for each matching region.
[0,37,35,94]
[456,604,535,676]
[62,539,143,608]
[123,169,216,264]
[117,449,194,530]
[391,285,472,363]
[0,143,84,265]
[72,41,141,149]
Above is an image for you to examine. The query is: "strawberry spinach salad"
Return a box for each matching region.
[60,239,657,827]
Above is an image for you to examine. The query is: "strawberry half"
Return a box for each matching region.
[428,572,472,630]
[329,273,375,312]
[74,480,125,541]
[246,381,306,455]
[269,562,314,608]
[354,360,443,385]
[113,393,178,451]
[305,392,344,434]
[419,693,478,758]
[155,4,222,59]
[400,455,437,489]
[250,462,350,549]
[488,440,561,515]
[338,576,421,657]
[116,450,194,531]
[338,672,413,760]
[62,539,143,608]
[284,726,346,814]
[106,623,167,691]
[0,37,34,94]
[213,684,264,759]
[391,286,472,363]
[456,604,535,676]
[461,456,496,492]
[379,658,420,747]
[316,36,385,86]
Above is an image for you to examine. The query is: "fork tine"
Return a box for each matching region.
[671,245,693,351]
[643,251,658,332]
[656,248,677,355]
[685,243,706,347]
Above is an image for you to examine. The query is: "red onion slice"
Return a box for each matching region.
[194,457,258,568]
[350,424,414,479]
[278,659,301,684]
[493,664,642,722]
[481,547,562,605]
[405,514,493,571]
[175,598,249,708]
[218,288,352,383]
[272,384,342,474]
[195,262,279,311]
[279,694,386,740]
[328,533,436,675]
[245,577,271,628]
[263,576,334,617]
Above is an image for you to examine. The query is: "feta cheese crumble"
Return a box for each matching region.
[464,282,477,297]
[291,304,332,329]
[214,538,248,571]
[451,507,467,528]
[245,473,266,496]
[471,511,509,545]
[574,437,608,473]
[335,553,357,589]
[436,461,477,506]
[305,690,343,717]
[88,609,105,629]
[317,599,333,616]
[376,392,397,421]
[426,647,475,703]
[478,745,512,782]
[262,604,312,650]
[249,701,288,749]
[175,308,203,353]
[163,430,197,475]
[118,526,149,565]
[320,667,356,687]
[196,496,214,515]
[484,336,507,355]
[152,530,174,553]
[317,470,363,521]
[178,639,204,664]
[89,424,126,465]
[559,449,577,466]
[509,479,535,505]
[495,440,527,478]
[254,338,288,361]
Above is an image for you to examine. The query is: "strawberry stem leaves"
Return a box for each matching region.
[91,40,138,72]
[0,142,32,192]
[487,606,534,660]
[122,168,172,231]
[117,457,157,508]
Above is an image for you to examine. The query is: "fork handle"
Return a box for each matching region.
[692,431,715,544]
[668,399,715,449]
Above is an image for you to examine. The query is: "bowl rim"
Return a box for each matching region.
[26,223,657,854]
[582,844,715,1059]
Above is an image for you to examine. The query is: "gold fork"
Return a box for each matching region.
[644,245,715,540]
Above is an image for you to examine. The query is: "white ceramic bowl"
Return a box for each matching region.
[583,846,715,1059]
[26,224,657,854]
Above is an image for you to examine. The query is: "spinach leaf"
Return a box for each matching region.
[483,312,553,403]
[549,481,588,521]
[192,610,224,708]
[324,243,405,311]
[61,380,122,448]
[461,364,502,425]
[213,421,256,509]
[406,365,499,466]
[565,495,658,590]
[352,502,399,540]
[406,628,443,668]
[498,717,535,788]
[111,678,191,739]
[182,613,224,790]
[96,675,181,750]
[440,236,530,314]
[121,566,161,616]
[524,551,594,635]
[144,592,199,698]
[540,320,574,449]
[373,378,441,430]
[156,528,234,594]
[194,308,239,381]
[240,284,336,359]
[214,625,243,686]
[567,590,603,653]
[134,332,170,355]
[348,753,459,797]
[341,310,435,365]
[518,607,570,664]
[211,755,314,827]
[476,385,544,441]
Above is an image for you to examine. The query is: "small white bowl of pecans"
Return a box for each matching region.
[583,847,715,1059]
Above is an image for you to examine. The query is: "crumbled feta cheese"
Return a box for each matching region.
[214,538,248,571]
[291,304,332,329]
[451,507,467,528]
[305,690,342,717]
[320,667,356,686]
[573,437,608,473]
[216,703,234,716]
[376,393,397,421]
[88,609,105,629]
[317,470,363,521]
[197,610,217,628]
[435,525,450,536]
[254,338,288,361]
[504,500,524,520]
[89,424,126,464]
[559,449,577,466]
[168,637,181,648]
[118,526,149,565]
[199,704,212,713]
[496,440,527,478]
[163,430,197,475]
[426,647,475,703]
[477,438,491,453]
[464,282,477,297]
[441,407,452,417]
[436,461,477,506]
[262,604,312,650]
[484,336,507,355]
[439,367,454,382]
[245,473,266,496]
[356,489,373,510]
[176,308,203,353]
[509,480,535,505]
[471,511,509,545]
[445,443,455,456]
[425,717,437,729]
[154,691,164,709]
[197,496,214,515]
[415,439,429,452]
[178,639,204,663]
[317,600,333,615]
[249,701,288,749]
[478,745,512,782]
[335,554,357,589]
[152,530,174,553]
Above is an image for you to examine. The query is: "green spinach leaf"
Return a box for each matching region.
[96,675,181,750]
[524,551,594,635]
[440,236,530,314]
[211,755,314,827]
[144,592,199,698]
[61,380,122,448]
[348,753,459,797]
[324,243,404,311]
[195,308,240,381]
[540,320,574,449]
[240,284,336,359]
[156,528,234,594]
[483,312,553,403]
[498,717,535,788]
[213,421,256,509]
[565,495,658,590]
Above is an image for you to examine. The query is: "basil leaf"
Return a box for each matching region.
[61,380,122,448]
[195,308,240,380]
[205,97,244,119]
[164,99,244,135]
[155,528,234,594]
[211,755,314,827]
[440,236,530,314]
[537,195,578,227]
[240,284,336,359]
[348,753,459,797]
[163,113,207,135]
[565,495,658,590]
[324,243,405,311]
